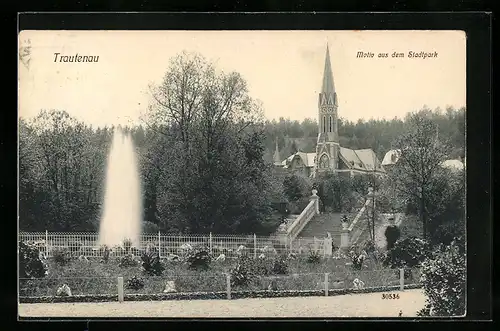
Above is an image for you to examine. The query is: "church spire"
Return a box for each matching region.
[321,43,335,94]
[273,138,281,165]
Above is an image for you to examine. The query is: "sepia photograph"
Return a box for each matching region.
[18,30,466,318]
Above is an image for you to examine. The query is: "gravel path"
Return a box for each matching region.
[19,289,426,318]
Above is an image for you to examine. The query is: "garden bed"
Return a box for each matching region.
[20,249,422,302]
[19,284,422,304]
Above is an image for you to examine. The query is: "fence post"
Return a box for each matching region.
[209,232,213,255]
[117,277,124,302]
[324,273,329,296]
[399,268,405,291]
[225,273,231,300]
[158,231,161,258]
[45,230,49,256]
[253,234,257,259]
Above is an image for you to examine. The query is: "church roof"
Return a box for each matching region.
[339,147,383,171]
[352,149,383,171]
[321,44,336,94]
[282,148,384,172]
[281,152,316,168]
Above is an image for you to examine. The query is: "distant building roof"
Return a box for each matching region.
[440,159,465,171]
[383,149,465,171]
[382,149,401,166]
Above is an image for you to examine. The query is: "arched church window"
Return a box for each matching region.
[329,116,332,132]
[323,116,326,133]
[319,154,329,169]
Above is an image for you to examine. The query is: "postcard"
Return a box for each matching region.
[18,29,466,318]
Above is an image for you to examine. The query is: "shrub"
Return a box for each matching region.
[230,256,256,287]
[118,254,138,268]
[384,237,431,270]
[384,225,401,250]
[271,255,289,275]
[348,249,365,270]
[306,249,321,264]
[122,238,132,254]
[126,276,145,291]
[417,239,465,316]
[19,241,48,278]
[100,245,111,263]
[186,245,211,270]
[52,247,72,266]
[249,257,271,276]
[141,250,164,276]
[362,240,376,254]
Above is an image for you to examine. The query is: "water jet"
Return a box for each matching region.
[98,129,142,248]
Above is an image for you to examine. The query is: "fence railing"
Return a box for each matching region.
[19,231,336,259]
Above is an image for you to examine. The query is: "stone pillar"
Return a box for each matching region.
[310,189,320,214]
[340,220,350,250]
[324,236,333,257]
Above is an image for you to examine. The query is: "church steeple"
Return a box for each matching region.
[321,43,336,94]
[316,43,340,176]
[273,138,281,165]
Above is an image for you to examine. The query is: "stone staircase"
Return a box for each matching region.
[296,212,355,248]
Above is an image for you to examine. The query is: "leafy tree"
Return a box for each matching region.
[390,114,450,240]
[418,238,466,316]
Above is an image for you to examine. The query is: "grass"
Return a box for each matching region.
[19,252,420,298]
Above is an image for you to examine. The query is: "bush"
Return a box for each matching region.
[417,239,466,316]
[249,257,271,276]
[271,255,289,275]
[19,241,48,278]
[141,250,164,276]
[306,249,321,264]
[186,246,211,270]
[52,247,72,266]
[348,248,365,270]
[118,254,138,268]
[384,225,401,250]
[230,256,256,287]
[126,276,145,291]
[383,237,431,270]
[362,240,376,254]
[100,245,111,263]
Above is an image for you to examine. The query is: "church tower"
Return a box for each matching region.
[315,44,340,175]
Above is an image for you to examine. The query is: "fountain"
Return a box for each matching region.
[98,128,142,248]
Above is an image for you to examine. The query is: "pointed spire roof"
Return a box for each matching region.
[273,138,281,164]
[321,44,335,94]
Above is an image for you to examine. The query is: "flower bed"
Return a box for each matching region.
[19,284,422,304]
[19,251,421,302]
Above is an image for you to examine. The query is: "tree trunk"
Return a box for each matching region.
[420,192,426,240]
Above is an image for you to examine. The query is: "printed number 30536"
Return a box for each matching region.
[382,293,400,299]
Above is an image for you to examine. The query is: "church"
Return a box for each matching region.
[274,45,386,179]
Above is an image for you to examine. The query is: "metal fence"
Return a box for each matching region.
[19,232,331,259]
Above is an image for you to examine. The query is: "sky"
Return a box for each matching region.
[18,30,466,128]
